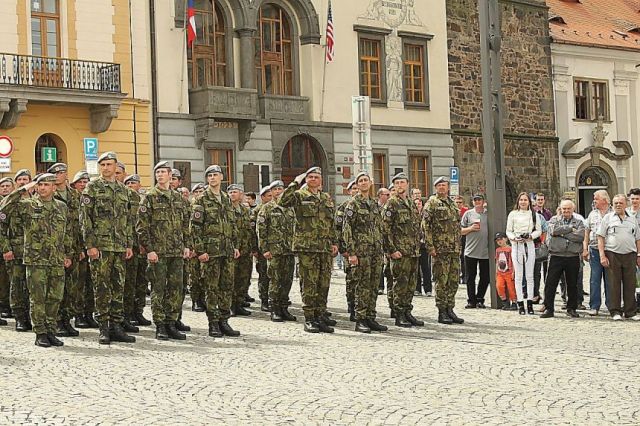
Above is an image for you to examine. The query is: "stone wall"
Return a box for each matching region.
[447,0,560,208]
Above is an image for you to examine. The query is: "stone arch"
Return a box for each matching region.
[250,0,321,44]
[575,160,617,194]
[35,133,67,174]
[575,160,618,215]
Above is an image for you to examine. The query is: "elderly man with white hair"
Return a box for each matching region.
[541,200,586,318]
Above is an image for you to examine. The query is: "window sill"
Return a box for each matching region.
[572,118,612,124]
[404,102,431,111]
[370,100,388,108]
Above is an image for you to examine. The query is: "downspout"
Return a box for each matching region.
[128,0,138,173]
[149,0,160,163]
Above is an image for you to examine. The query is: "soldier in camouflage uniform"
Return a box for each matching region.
[0,174,72,347]
[124,174,152,327]
[191,165,241,338]
[279,167,338,333]
[257,180,297,322]
[422,176,464,325]
[342,172,388,333]
[80,151,136,345]
[0,169,32,331]
[46,163,82,338]
[189,183,206,311]
[170,168,191,332]
[136,161,192,340]
[0,177,13,321]
[382,173,424,328]
[228,184,253,317]
[336,180,357,320]
[251,185,273,312]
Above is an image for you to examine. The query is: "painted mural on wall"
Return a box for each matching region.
[359,0,427,102]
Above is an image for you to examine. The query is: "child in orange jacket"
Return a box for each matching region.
[495,232,517,310]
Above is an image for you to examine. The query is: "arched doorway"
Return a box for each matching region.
[280,134,323,187]
[577,165,615,217]
[35,133,67,174]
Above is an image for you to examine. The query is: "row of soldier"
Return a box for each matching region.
[0,152,465,347]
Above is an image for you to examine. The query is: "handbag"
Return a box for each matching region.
[535,242,549,261]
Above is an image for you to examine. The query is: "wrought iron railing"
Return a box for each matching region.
[0,53,121,93]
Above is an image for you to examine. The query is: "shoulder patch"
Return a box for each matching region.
[81,195,92,205]
[346,209,353,217]
[139,205,147,213]
[386,211,392,217]
[336,216,343,223]
[0,212,6,221]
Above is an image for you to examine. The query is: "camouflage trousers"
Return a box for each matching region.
[384,261,393,309]
[390,256,419,314]
[298,252,332,320]
[26,264,64,334]
[78,258,95,315]
[0,260,9,312]
[268,254,295,310]
[9,261,29,321]
[58,259,81,321]
[345,264,356,305]
[201,256,234,322]
[433,253,460,310]
[148,257,184,325]
[90,251,126,325]
[354,255,383,321]
[233,255,253,307]
[188,258,205,305]
[125,255,148,316]
[256,256,269,302]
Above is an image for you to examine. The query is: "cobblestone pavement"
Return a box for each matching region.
[1,269,639,425]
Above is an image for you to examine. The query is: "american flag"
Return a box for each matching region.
[326,0,335,63]
[187,0,197,48]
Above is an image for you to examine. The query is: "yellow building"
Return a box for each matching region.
[0,0,152,182]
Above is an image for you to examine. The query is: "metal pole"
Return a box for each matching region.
[479,0,507,309]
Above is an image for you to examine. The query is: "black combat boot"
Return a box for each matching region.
[35,333,51,347]
[390,309,396,319]
[110,322,136,343]
[347,302,354,313]
[121,317,139,333]
[406,312,425,326]
[527,301,535,315]
[175,319,191,332]
[63,319,79,336]
[155,323,169,340]
[355,320,371,333]
[518,301,526,315]
[367,318,388,332]
[321,312,337,326]
[135,312,152,326]
[74,315,90,329]
[208,321,223,337]
[46,333,64,347]
[304,319,320,333]
[219,319,240,337]
[233,305,251,316]
[245,294,255,303]
[55,320,71,337]
[447,308,464,324]
[192,300,206,312]
[270,308,284,322]
[280,307,297,322]
[0,308,13,319]
[349,309,356,322]
[15,318,29,332]
[85,313,100,328]
[317,318,335,333]
[98,322,110,345]
[166,322,187,340]
[394,311,412,328]
[437,309,453,325]
[260,300,270,312]
[0,318,6,326]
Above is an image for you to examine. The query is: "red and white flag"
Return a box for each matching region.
[187,0,197,47]
[326,0,335,63]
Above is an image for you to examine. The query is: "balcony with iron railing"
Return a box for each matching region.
[0,53,125,133]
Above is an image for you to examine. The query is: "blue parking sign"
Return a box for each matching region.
[84,138,98,161]
[450,166,459,184]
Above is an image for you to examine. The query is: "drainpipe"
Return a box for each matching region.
[149,0,160,163]
[128,0,138,173]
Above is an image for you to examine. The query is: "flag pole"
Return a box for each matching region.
[319,0,329,122]
[178,0,188,112]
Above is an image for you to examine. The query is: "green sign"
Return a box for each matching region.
[41,147,57,163]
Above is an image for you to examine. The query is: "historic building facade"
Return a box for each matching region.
[0,0,152,180]
[154,0,453,200]
[447,0,559,208]
[548,0,639,216]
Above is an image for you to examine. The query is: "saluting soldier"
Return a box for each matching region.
[191,165,241,338]
[0,177,14,321]
[382,173,424,328]
[342,171,387,333]
[336,180,358,320]
[80,151,136,345]
[0,174,72,347]
[136,162,192,340]
[228,184,253,316]
[279,167,338,333]
[188,182,206,312]
[422,176,464,325]
[0,169,32,331]
[252,185,273,312]
[257,180,297,322]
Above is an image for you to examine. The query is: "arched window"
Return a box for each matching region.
[255,4,294,95]
[35,133,66,174]
[188,0,227,88]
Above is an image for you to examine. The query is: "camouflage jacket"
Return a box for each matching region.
[191,187,237,257]
[232,203,253,257]
[278,182,337,253]
[257,199,295,256]
[382,195,421,257]
[249,204,264,254]
[54,185,82,256]
[0,189,71,266]
[136,185,191,257]
[342,194,384,257]
[80,177,133,253]
[127,188,141,251]
[334,200,349,254]
[422,195,461,255]
[0,192,31,258]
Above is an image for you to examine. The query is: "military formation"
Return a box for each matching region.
[0,154,466,347]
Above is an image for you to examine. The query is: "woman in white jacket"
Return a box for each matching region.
[506,192,542,315]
